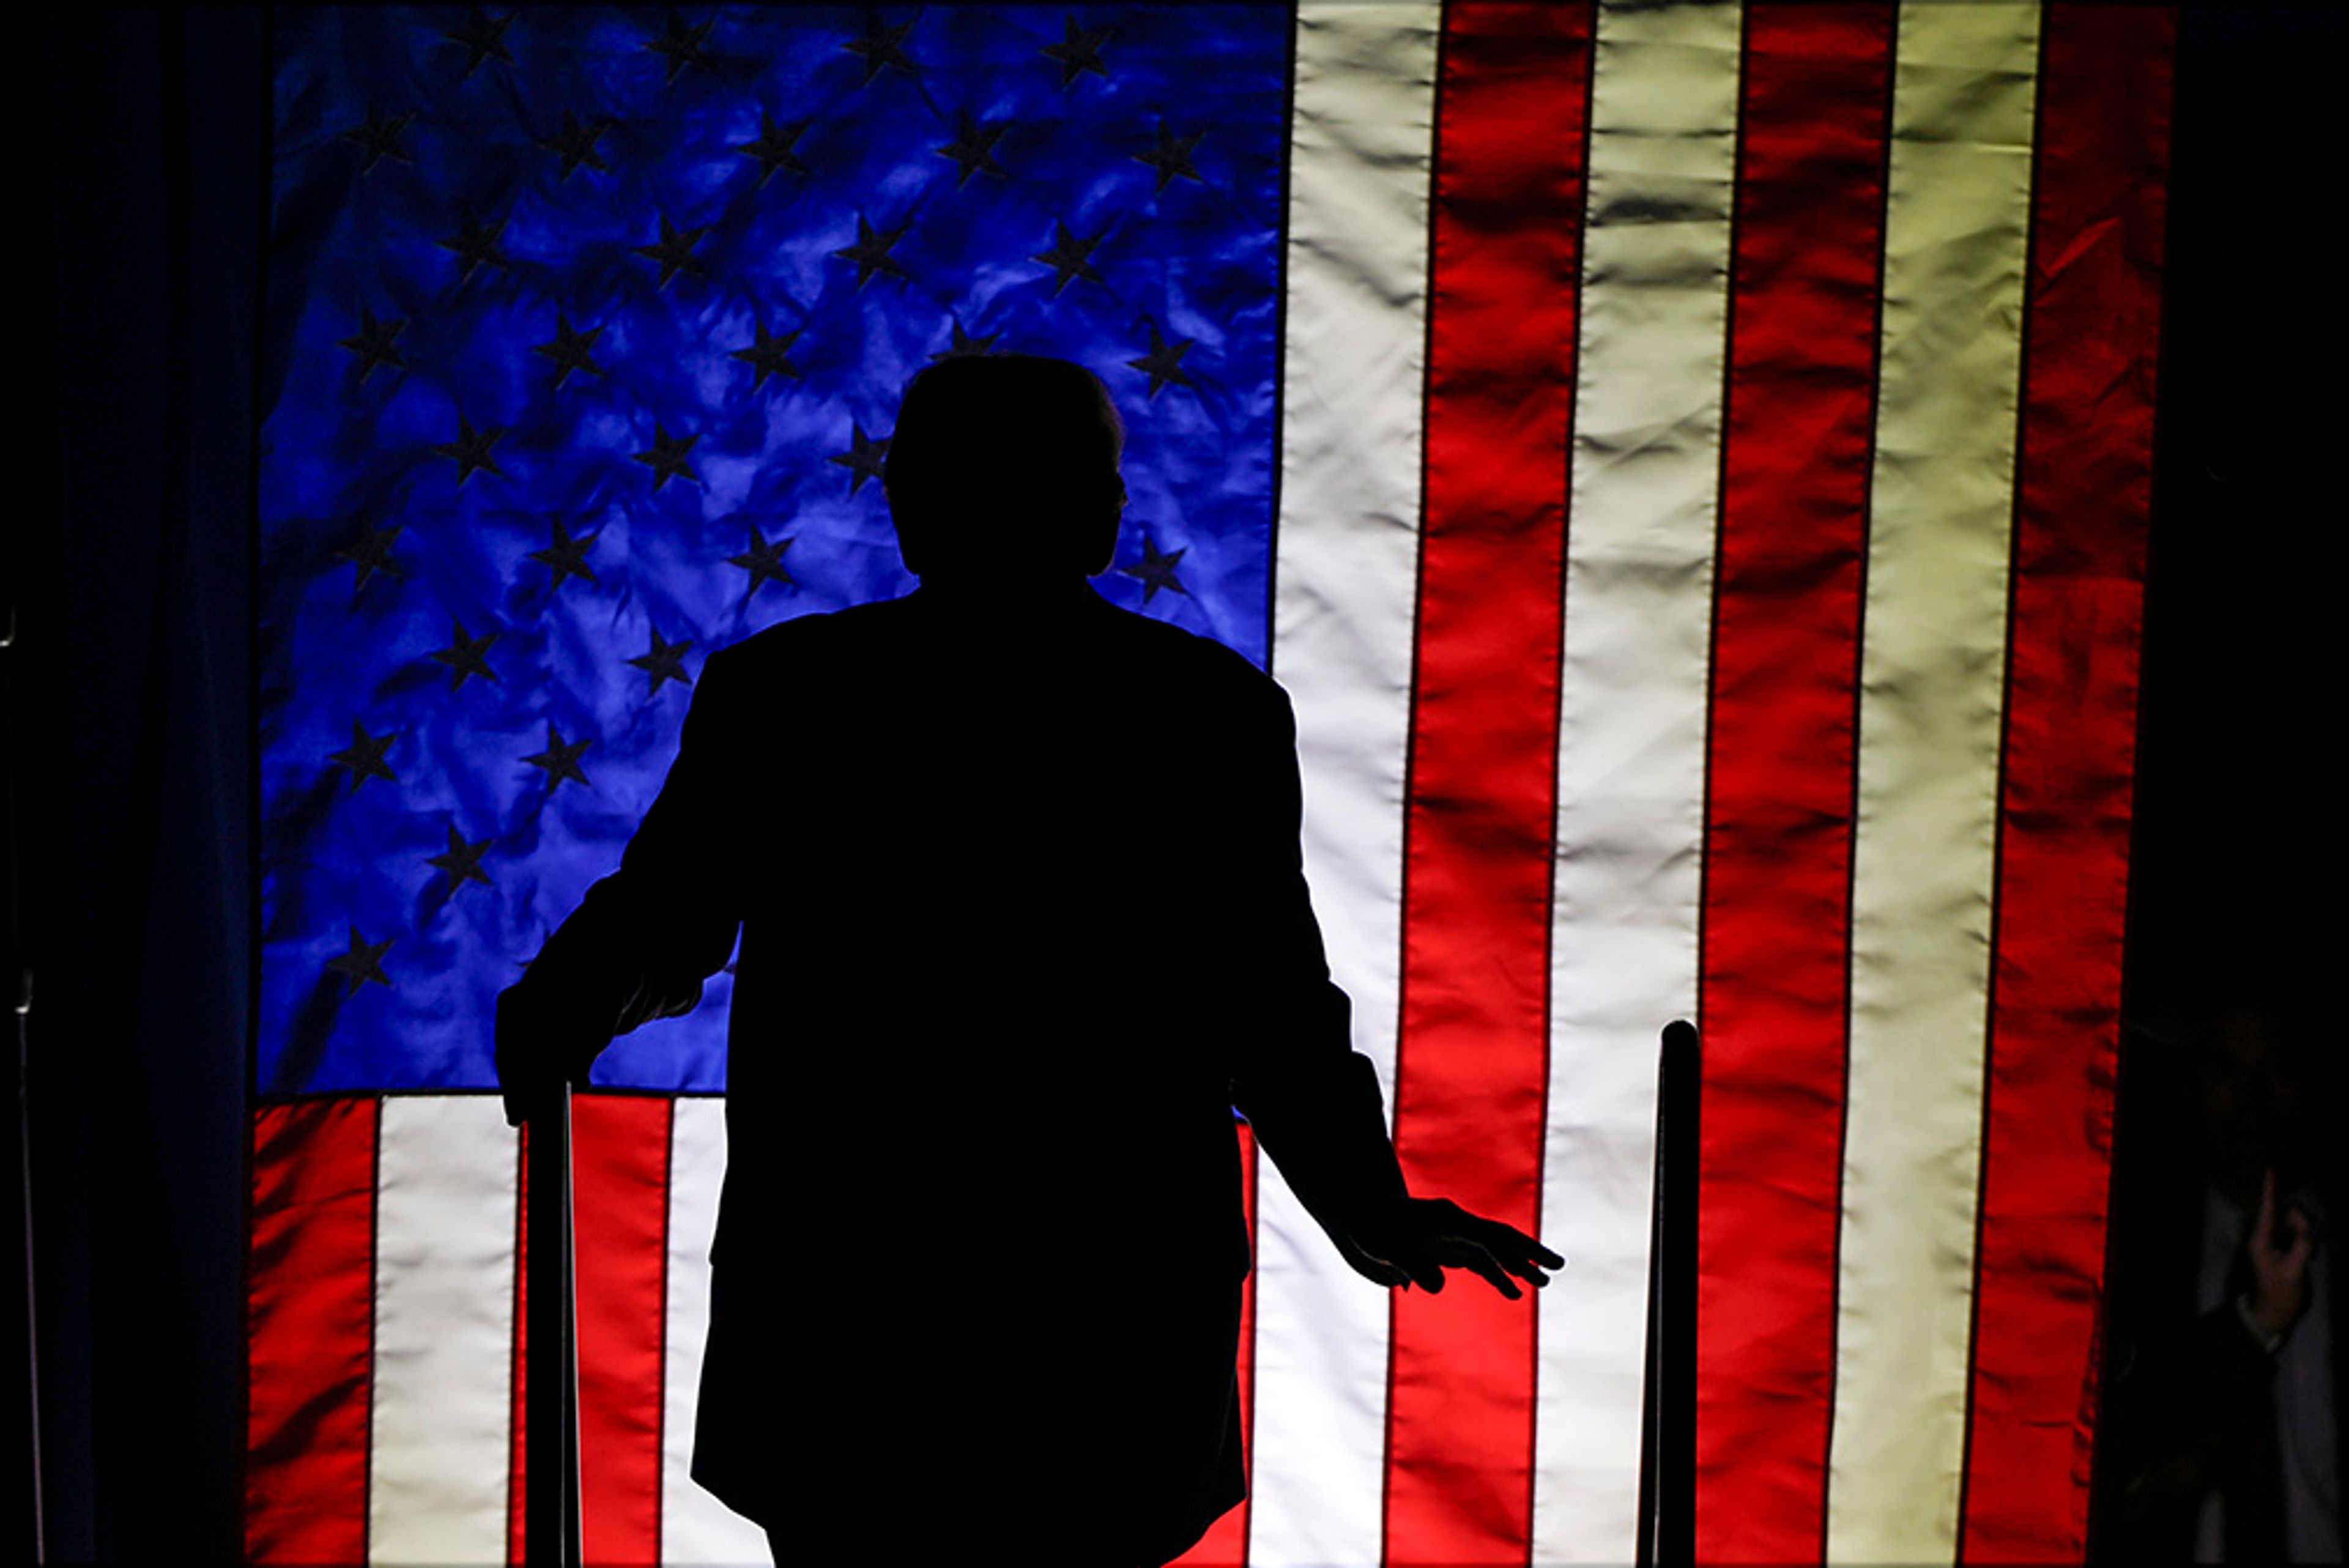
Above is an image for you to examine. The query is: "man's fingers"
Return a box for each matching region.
[1430,1211,1560,1293]
[1483,1241,1551,1289]
[1493,1235,1559,1285]
[1461,1218,1562,1285]
[1378,1199,1565,1297]
[1393,1244,1445,1293]
[1452,1243,1523,1301]
[1470,1254,1522,1300]
[1423,1236,1524,1300]
[1452,1208,1563,1268]
[1513,1236,1565,1274]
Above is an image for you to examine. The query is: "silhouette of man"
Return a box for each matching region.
[497,355,1562,1564]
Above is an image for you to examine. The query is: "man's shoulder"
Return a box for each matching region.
[698,590,1291,726]
[1089,594,1285,706]
[703,597,910,678]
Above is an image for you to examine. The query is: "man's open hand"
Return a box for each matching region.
[1340,1196,1565,1300]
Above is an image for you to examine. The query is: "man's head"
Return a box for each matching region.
[883,354,1126,585]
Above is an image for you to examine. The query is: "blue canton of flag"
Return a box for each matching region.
[258,6,1291,1096]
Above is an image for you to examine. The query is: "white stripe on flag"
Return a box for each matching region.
[1535,2,1743,1560]
[1827,5,2041,1561]
[369,1095,518,1564]
[660,1099,772,1565]
[1256,4,1439,1564]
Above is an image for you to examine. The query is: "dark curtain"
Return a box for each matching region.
[6,4,2339,1564]
[2124,9,2336,1049]
[20,7,265,1561]
[2092,3,2344,1556]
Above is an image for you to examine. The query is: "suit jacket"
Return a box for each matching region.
[499,582,1408,1562]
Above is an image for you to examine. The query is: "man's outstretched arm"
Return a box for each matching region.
[1223,684,1562,1300]
[496,650,747,1125]
[1233,1002,1562,1300]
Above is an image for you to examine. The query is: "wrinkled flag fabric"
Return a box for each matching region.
[247,6,2172,1563]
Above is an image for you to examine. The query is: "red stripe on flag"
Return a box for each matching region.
[1961,7,2175,1558]
[573,1093,674,1566]
[1173,1119,1260,1567]
[1384,6,1592,1562]
[1695,7,1894,1560]
[245,1096,379,1566]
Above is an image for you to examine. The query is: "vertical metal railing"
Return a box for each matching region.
[6,596,42,1567]
[523,1082,582,1567]
[1637,1018,1700,1567]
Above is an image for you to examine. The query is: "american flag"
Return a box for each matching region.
[247,4,2173,1563]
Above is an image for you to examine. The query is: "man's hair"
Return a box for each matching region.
[883,354,1125,580]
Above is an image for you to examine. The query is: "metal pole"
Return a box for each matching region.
[523,1082,581,1567]
[1638,1019,1700,1566]
[5,597,43,1566]
[15,971,38,1568]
